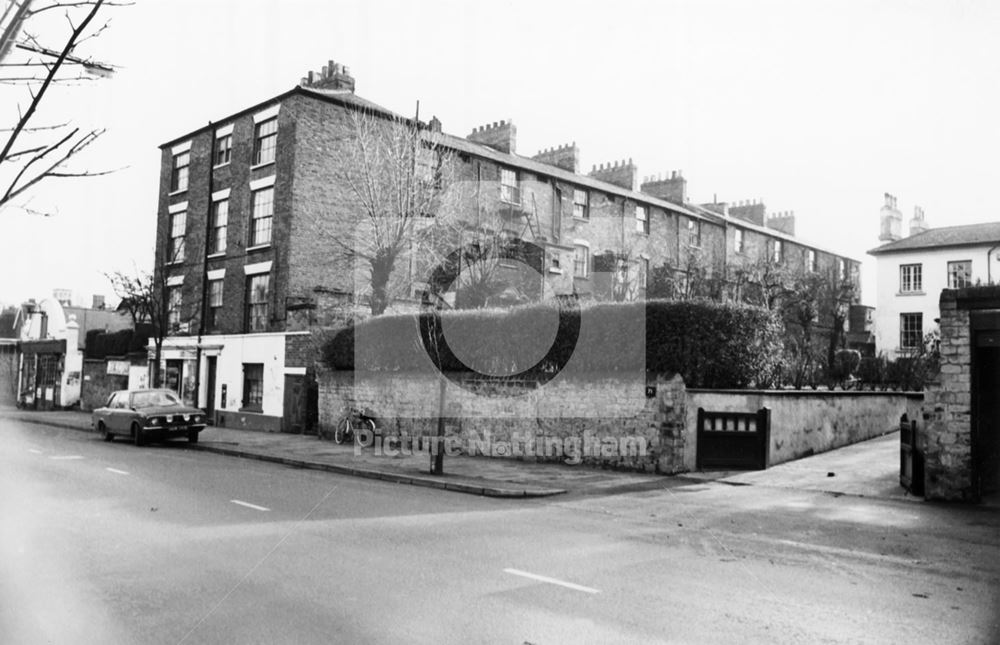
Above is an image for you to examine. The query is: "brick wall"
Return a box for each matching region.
[0,345,16,405]
[81,359,128,411]
[688,389,922,471]
[152,88,859,353]
[921,290,974,500]
[319,369,688,473]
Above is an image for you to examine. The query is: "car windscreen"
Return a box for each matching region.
[131,391,183,408]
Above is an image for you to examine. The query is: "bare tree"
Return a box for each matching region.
[105,248,190,388]
[321,110,467,315]
[0,0,126,213]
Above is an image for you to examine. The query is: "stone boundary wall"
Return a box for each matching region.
[687,389,923,470]
[318,369,687,473]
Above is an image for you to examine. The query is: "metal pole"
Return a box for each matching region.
[432,376,446,474]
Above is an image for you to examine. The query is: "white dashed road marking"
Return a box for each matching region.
[503,568,600,594]
[230,500,270,512]
[105,468,130,475]
[50,455,84,460]
[27,449,42,454]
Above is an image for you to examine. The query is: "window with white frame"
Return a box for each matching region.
[635,205,649,234]
[167,286,182,331]
[253,118,277,166]
[250,187,274,247]
[573,244,589,278]
[500,168,519,204]
[245,273,269,332]
[900,312,923,349]
[806,249,817,272]
[209,198,228,254]
[947,260,972,288]
[693,220,702,247]
[242,363,264,411]
[772,239,783,263]
[639,257,649,289]
[734,228,744,253]
[214,134,232,166]
[207,278,223,330]
[168,210,186,262]
[573,189,589,219]
[900,263,922,292]
[170,151,189,192]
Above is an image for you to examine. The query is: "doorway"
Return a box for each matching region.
[972,331,1000,498]
[205,356,217,422]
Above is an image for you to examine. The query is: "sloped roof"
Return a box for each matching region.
[868,221,1000,255]
[436,132,706,221]
[685,203,861,262]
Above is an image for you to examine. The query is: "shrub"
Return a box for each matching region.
[322,299,783,389]
[84,325,153,360]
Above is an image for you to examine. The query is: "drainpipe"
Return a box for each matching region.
[193,121,215,408]
[988,245,1000,285]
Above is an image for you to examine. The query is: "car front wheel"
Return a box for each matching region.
[98,421,113,442]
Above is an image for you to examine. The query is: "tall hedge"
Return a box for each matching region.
[322,299,783,389]
[84,324,153,360]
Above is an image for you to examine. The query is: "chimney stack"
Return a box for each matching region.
[729,199,767,227]
[766,210,796,236]
[640,170,687,204]
[300,58,356,93]
[879,192,902,242]
[909,205,929,236]
[467,120,517,154]
[532,142,579,173]
[589,157,639,191]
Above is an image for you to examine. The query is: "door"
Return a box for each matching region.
[205,356,217,421]
[283,375,304,433]
[973,333,1000,497]
[165,359,183,396]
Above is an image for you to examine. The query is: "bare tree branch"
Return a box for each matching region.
[0,0,104,166]
[26,1,130,18]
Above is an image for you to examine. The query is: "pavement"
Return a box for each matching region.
[2,406,923,502]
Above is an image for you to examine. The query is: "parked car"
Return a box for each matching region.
[92,389,206,446]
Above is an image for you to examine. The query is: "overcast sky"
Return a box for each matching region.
[2,0,998,308]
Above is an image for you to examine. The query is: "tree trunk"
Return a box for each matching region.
[153,339,163,387]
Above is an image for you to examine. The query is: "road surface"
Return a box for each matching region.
[2,417,998,644]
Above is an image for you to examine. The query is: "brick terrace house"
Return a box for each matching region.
[154,59,862,433]
[868,193,1000,358]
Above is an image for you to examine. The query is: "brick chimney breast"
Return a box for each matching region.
[909,205,929,236]
[766,211,796,236]
[590,157,638,191]
[640,170,687,204]
[729,199,767,227]
[879,192,902,242]
[467,120,516,153]
[532,142,579,173]
[300,58,356,93]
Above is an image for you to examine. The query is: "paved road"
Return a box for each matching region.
[2,418,999,644]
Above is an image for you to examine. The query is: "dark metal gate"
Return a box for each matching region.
[899,413,924,496]
[696,407,770,470]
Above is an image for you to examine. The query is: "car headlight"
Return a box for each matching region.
[148,417,162,426]
[192,415,203,423]
[182,414,190,422]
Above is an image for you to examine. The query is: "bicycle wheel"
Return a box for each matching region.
[334,417,352,444]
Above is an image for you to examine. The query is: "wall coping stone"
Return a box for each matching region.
[689,388,924,399]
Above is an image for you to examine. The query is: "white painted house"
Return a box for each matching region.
[868,194,1000,358]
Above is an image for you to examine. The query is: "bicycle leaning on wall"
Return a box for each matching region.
[319,406,376,445]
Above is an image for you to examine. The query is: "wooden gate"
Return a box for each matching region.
[899,413,924,496]
[696,407,770,470]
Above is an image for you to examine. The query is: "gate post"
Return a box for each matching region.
[757,407,771,470]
